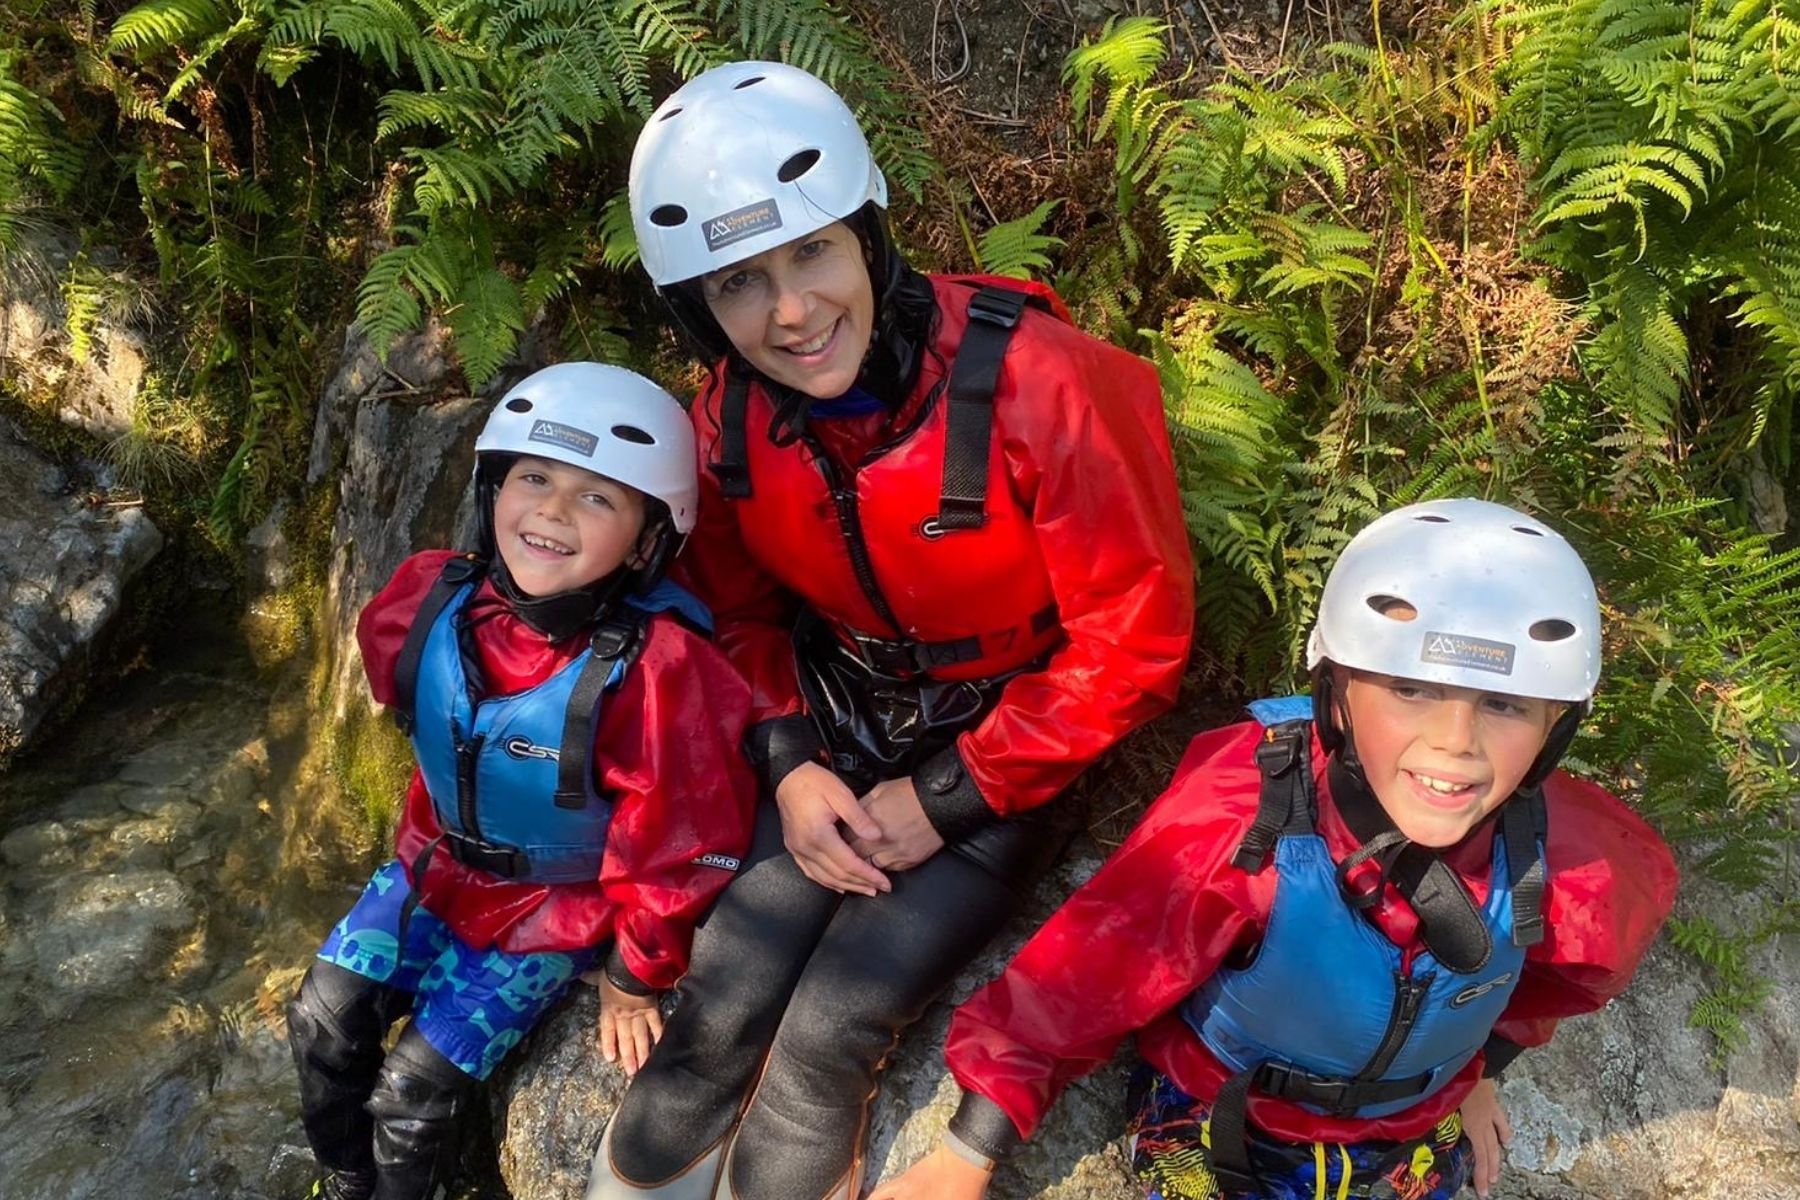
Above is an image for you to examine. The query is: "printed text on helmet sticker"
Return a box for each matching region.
[1420,631,1516,675]
[527,419,599,458]
[703,199,783,252]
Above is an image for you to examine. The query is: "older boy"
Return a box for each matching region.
[874,498,1677,1200]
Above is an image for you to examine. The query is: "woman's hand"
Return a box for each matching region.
[847,778,945,873]
[1460,1077,1512,1199]
[774,761,891,896]
[868,1144,992,1200]
[596,978,664,1077]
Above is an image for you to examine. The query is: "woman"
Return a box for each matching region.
[586,61,1195,1200]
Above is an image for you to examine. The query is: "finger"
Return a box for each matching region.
[599,1013,618,1064]
[816,835,891,892]
[1495,1104,1513,1144]
[822,783,882,842]
[645,1005,665,1044]
[632,1019,654,1073]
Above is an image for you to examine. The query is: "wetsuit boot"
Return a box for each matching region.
[367,1025,478,1200]
[289,961,409,1190]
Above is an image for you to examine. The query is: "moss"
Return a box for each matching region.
[332,701,413,835]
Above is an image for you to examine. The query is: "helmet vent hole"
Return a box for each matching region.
[611,424,655,445]
[1413,514,1451,523]
[1512,525,1545,537]
[777,149,821,183]
[1366,595,1418,621]
[657,106,683,122]
[505,398,533,412]
[649,204,687,227]
[733,75,765,89]
[1529,619,1576,642]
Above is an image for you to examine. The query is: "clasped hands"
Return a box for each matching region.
[774,762,946,895]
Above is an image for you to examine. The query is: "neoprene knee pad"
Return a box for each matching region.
[367,1028,476,1200]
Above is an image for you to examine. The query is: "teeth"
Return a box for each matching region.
[787,324,833,355]
[1413,772,1467,795]
[522,533,572,555]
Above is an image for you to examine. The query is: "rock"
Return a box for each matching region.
[55,781,127,819]
[2,818,75,869]
[0,414,163,757]
[7,868,197,1017]
[245,502,293,593]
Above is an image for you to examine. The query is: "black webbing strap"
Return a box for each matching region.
[1232,721,1317,873]
[1207,1056,1439,1191]
[711,373,753,498]
[391,553,486,736]
[396,834,444,950]
[937,287,1029,531]
[553,612,647,810]
[1501,788,1549,947]
[839,602,1057,677]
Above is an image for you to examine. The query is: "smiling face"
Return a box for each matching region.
[699,221,875,399]
[1339,667,1559,848]
[491,455,647,598]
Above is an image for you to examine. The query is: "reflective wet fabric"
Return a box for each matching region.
[1127,1069,1472,1200]
[317,861,597,1080]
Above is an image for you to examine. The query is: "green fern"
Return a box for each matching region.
[974,199,1064,281]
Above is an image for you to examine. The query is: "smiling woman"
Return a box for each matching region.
[585,59,1196,1200]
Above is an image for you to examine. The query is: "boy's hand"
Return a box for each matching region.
[868,1144,992,1200]
[1460,1077,1512,1199]
[774,762,891,896]
[847,778,945,873]
[596,977,664,1077]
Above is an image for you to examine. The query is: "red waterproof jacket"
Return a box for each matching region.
[944,719,1678,1145]
[357,550,758,987]
[678,275,1195,824]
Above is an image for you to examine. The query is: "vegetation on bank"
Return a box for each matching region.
[3,0,1797,1056]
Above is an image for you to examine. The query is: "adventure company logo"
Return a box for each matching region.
[1420,631,1516,675]
[703,199,783,251]
[527,419,598,458]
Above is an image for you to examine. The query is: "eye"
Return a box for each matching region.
[518,471,548,486]
[1481,695,1532,718]
[795,237,830,260]
[713,268,755,297]
[583,491,616,509]
[1387,680,1434,701]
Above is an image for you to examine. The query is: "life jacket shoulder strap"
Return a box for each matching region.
[711,372,753,498]
[936,285,1038,531]
[391,553,486,736]
[553,607,651,810]
[1232,718,1318,873]
[1501,786,1549,946]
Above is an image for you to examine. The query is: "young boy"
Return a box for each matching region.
[872,498,1677,1200]
[288,363,758,1200]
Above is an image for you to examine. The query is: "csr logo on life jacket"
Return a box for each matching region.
[1420,631,1515,676]
[703,199,783,252]
[1448,971,1514,1008]
[502,736,560,763]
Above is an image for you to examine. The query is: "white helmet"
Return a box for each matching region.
[628,61,888,286]
[1306,498,1601,702]
[475,362,697,533]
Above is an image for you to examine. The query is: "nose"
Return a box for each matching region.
[536,489,572,523]
[770,275,809,328]
[1425,698,1478,755]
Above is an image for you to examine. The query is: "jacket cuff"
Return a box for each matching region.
[1482,1034,1527,1079]
[745,714,826,793]
[603,944,656,997]
[947,1091,1026,1162]
[912,742,998,843]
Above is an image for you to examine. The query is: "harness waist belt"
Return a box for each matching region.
[833,603,1058,678]
[1253,1060,1436,1118]
[443,830,530,879]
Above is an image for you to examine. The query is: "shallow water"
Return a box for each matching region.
[0,602,372,1200]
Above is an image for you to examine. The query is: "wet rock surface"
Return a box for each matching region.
[0,413,164,759]
[0,639,345,1200]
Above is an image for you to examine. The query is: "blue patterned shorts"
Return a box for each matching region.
[317,860,598,1080]
[1126,1067,1473,1200]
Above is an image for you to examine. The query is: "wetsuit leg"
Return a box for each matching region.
[367,1024,479,1200]
[595,800,842,1191]
[719,826,1046,1200]
[289,959,412,1177]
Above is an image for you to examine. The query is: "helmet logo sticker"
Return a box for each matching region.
[704,198,783,251]
[527,419,599,458]
[1420,631,1515,675]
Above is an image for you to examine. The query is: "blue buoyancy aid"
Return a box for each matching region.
[407,573,711,885]
[1178,696,1531,1121]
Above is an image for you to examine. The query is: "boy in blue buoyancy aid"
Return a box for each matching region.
[873,499,1677,1200]
[287,363,758,1200]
